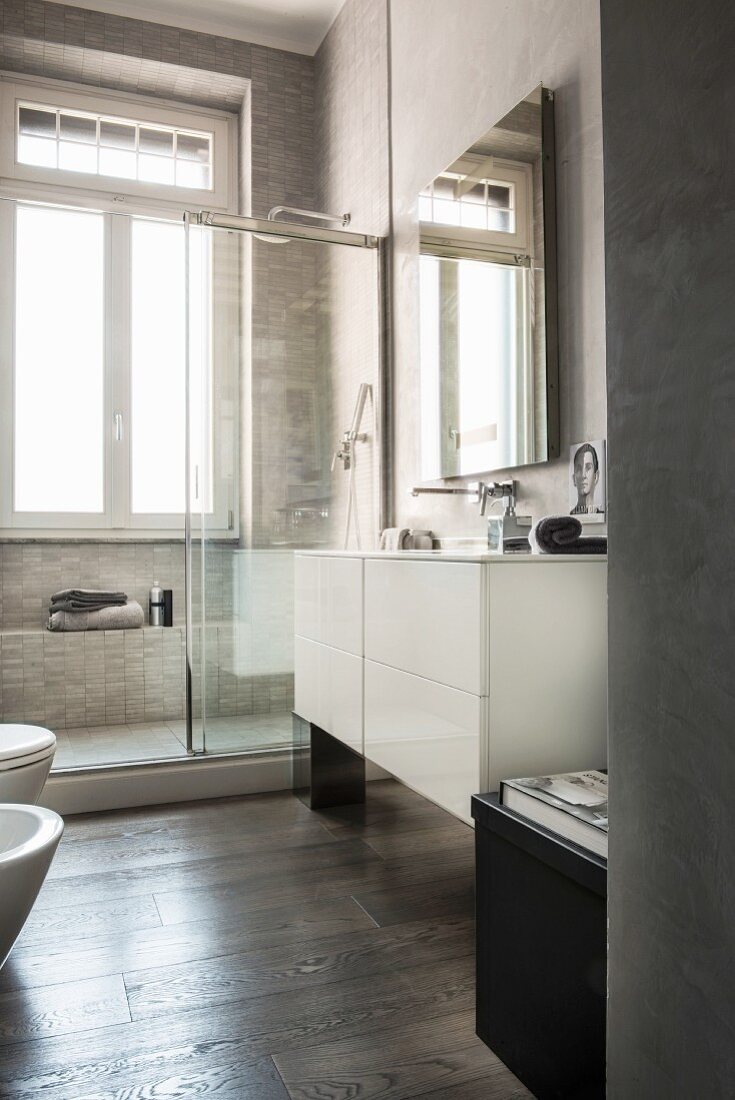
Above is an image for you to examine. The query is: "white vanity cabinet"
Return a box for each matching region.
[294,551,607,825]
[294,555,364,753]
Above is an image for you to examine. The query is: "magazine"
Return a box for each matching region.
[501,770,608,857]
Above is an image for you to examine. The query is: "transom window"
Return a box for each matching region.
[420,172,515,233]
[420,156,532,253]
[17,102,213,190]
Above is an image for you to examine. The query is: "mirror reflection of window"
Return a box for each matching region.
[417,84,557,482]
[419,170,516,234]
[420,253,532,480]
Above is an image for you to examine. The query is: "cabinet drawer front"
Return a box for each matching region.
[364,559,486,694]
[364,660,482,825]
[295,556,363,656]
[295,637,363,753]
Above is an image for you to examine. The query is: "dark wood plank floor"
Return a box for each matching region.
[0,779,533,1100]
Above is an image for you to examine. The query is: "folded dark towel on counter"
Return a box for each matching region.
[530,515,607,555]
[47,600,144,633]
[50,588,128,612]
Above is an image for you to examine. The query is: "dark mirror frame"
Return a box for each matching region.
[542,87,560,461]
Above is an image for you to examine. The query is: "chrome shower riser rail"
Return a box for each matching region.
[185,210,379,249]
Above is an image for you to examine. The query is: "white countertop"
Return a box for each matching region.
[296,548,607,563]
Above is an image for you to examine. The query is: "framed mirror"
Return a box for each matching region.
[418,85,559,482]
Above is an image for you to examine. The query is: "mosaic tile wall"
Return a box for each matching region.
[0,1,310,730]
[0,542,294,729]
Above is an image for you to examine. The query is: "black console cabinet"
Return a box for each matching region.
[472,793,607,1100]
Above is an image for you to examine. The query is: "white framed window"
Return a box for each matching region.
[420,156,532,253]
[0,77,239,537]
[0,75,235,211]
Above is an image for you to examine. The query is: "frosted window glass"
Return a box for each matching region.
[488,209,513,232]
[98,147,136,180]
[130,220,186,513]
[100,120,135,149]
[59,113,96,143]
[18,107,56,137]
[17,135,57,167]
[460,202,486,229]
[139,127,174,156]
[14,205,104,513]
[175,159,210,189]
[58,141,98,174]
[138,153,175,185]
[487,184,511,209]
[433,198,461,226]
[177,132,210,162]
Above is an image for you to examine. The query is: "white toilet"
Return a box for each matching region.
[0,725,57,804]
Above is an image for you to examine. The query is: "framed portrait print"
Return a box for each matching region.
[569,440,606,522]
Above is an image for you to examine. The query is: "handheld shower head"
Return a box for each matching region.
[348,382,371,439]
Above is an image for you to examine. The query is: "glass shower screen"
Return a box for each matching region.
[185,213,381,756]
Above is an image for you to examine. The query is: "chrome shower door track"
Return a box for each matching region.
[185,210,379,249]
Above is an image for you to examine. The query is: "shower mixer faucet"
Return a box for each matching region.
[331,430,364,471]
[331,383,372,471]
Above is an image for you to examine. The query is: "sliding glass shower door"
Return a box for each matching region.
[185,213,381,756]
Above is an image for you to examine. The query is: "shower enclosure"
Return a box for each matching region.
[0,193,381,773]
[183,210,382,759]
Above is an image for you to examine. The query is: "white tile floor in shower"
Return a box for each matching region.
[52,712,293,769]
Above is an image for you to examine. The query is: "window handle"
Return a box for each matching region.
[113,411,123,442]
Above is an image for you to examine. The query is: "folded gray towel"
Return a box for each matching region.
[530,516,607,555]
[47,600,144,633]
[50,588,128,612]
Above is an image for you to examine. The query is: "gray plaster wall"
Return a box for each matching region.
[313,0,390,549]
[601,0,735,1094]
[389,0,606,537]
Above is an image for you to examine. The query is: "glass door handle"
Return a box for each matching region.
[113,411,123,441]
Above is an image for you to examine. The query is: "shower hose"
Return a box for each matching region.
[343,450,362,551]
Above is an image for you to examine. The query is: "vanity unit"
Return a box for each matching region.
[294,550,606,824]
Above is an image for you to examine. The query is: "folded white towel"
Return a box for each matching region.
[379,527,411,551]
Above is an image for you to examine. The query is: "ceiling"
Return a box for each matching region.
[58,0,347,55]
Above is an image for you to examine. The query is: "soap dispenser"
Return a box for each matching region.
[485,482,532,554]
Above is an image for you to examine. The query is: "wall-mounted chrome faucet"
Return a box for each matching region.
[410,479,517,516]
[479,480,517,516]
[410,482,488,507]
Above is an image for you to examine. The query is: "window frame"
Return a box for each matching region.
[420,156,533,254]
[0,75,235,211]
[0,76,240,540]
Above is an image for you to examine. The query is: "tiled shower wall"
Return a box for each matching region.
[0,542,294,729]
[0,0,317,730]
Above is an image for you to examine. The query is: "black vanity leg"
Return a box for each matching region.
[292,713,366,810]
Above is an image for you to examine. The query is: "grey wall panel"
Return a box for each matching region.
[601,1,735,1094]
[389,0,606,536]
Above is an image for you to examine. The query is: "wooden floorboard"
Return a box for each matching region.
[0,779,531,1099]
